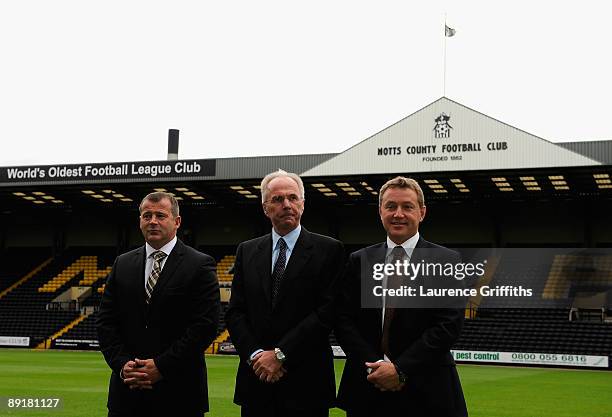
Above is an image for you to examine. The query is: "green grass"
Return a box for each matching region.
[0,349,611,416]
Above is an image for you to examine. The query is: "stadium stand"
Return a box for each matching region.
[216,254,235,287]
[0,249,115,347]
[57,313,98,341]
[0,308,80,346]
[455,249,612,360]
[455,309,612,357]
[2,245,611,363]
[0,248,51,294]
[2,96,612,371]
[0,249,238,350]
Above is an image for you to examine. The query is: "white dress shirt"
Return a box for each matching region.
[144,236,177,287]
[271,224,301,272]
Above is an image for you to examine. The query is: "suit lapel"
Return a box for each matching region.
[150,239,186,300]
[365,243,387,327]
[255,234,273,306]
[366,242,387,272]
[129,246,147,311]
[410,236,431,265]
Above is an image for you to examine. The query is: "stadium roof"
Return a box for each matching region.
[1,97,612,210]
[557,141,612,165]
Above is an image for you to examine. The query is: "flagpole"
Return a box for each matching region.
[443,13,447,97]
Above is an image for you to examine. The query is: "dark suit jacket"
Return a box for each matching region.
[226,227,344,412]
[335,237,468,417]
[97,239,220,415]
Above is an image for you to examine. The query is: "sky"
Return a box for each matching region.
[1,1,611,167]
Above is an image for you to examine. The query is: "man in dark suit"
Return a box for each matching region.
[226,169,344,417]
[97,192,220,417]
[335,176,468,417]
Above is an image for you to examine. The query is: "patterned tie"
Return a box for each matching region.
[381,246,407,358]
[271,238,287,306]
[145,250,167,304]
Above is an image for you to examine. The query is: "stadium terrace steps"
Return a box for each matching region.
[38,255,112,293]
[545,254,612,299]
[0,249,116,308]
[455,308,612,357]
[14,250,611,363]
[36,310,93,349]
[0,253,85,310]
[0,257,53,300]
[59,313,98,341]
[0,247,53,296]
[207,329,230,354]
[0,309,81,345]
[216,254,235,286]
[467,255,501,310]
[457,249,612,358]
[55,254,234,350]
[0,248,115,347]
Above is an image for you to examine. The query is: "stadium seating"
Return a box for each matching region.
[39,255,112,293]
[0,249,115,347]
[0,249,235,349]
[216,255,235,286]
[0,248,51,294]
[2,247,611,367]
[456,250,612,358]
[57,313,98,342]
[455,308,612,357]
[0,308,80,343]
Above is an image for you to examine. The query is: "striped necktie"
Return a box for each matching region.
[145,250,167,304]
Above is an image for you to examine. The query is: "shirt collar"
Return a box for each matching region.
[146,235,178,259]
[386,231,420,254]
[272,224,301,252]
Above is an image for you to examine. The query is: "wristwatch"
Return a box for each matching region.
[394,363,407,383]
[274,347,286,363]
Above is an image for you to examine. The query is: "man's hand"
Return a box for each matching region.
[252,350,286,383]
[122,360,152,390]
[365,361,404,392]
[134,358,163,384]
[122,358,163,389]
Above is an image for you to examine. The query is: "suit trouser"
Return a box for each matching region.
[109,410,204,417]
[241,403,328,417]
[346,400,424,417]
[345,364,468,417]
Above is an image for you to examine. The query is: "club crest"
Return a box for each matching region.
[433,113,452,139]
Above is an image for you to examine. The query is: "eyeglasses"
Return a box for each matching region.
[265,194,302,205]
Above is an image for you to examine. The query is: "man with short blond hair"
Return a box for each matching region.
[227,170,344,417]
[378,176,424,207]
[335,176,468,417]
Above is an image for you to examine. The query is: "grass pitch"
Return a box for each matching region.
[0,349,611,417]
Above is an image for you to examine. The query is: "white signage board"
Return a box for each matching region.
[452,350,609,368]
[303,97,600,176]
[0,336,30,347]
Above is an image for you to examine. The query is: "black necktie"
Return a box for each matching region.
[381,246,406,358]
[271,238,287,305]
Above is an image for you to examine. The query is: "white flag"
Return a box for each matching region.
[445,24,456,37]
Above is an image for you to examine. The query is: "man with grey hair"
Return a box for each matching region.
[227,169,344,417]
[97,192,220,417]
[335,176,468,417]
